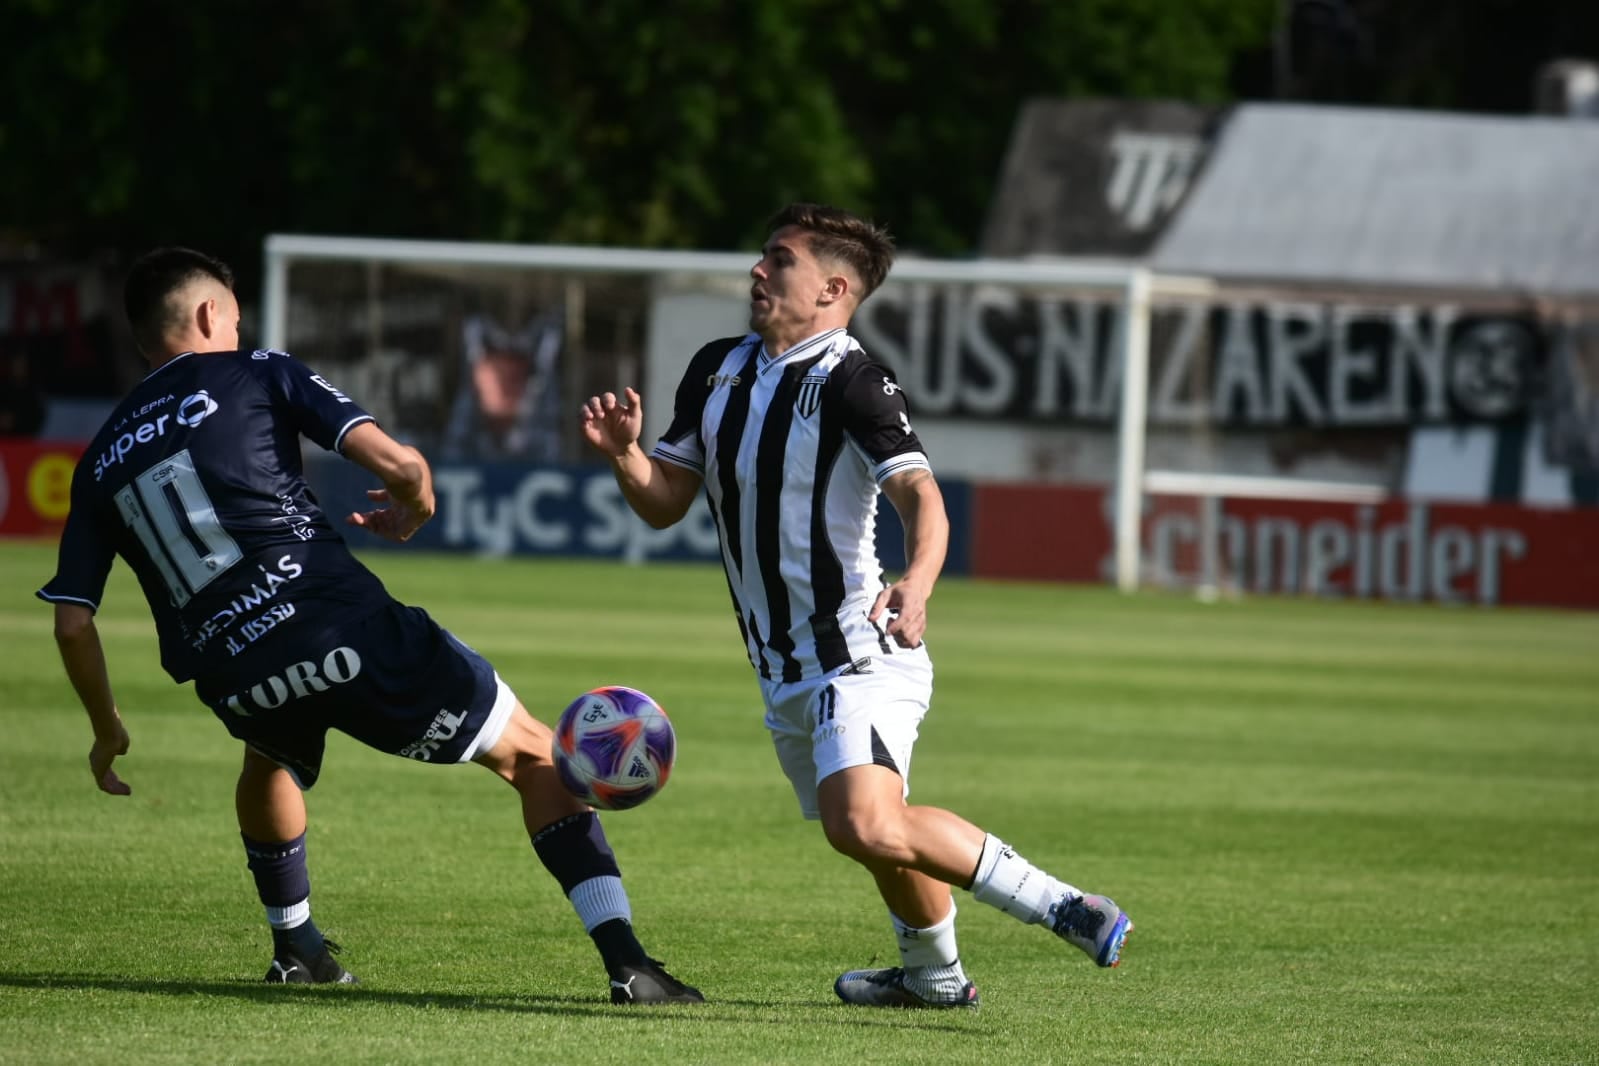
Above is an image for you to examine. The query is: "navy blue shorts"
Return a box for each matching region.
[193,601,515,789]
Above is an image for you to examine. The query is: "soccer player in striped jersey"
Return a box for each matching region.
[582,203,1132,1009]
[38,247,700,1004]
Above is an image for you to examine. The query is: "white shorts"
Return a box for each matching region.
[760,646,933,820]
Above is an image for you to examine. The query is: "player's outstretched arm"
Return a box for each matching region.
[341,422,436,542]
[871,468,950,648]
[53,603,132,796]
[580,387,701,529]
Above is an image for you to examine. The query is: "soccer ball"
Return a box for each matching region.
[551,686,676,810]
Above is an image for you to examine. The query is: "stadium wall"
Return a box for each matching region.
[295,456,1599,610]
[8,440,1593,609]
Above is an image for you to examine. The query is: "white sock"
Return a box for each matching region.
[968,834,1077,925]
[568,875,631,933]
[892,898,969,999]
[265,898,310,929]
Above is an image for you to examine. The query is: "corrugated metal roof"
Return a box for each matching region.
[1150,103,1599,296]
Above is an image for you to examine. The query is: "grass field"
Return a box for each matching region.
[2,539,1596,1065]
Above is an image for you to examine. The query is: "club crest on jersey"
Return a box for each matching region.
[796,374,827,418]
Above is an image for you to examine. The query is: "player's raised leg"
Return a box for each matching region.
[474,702,703,1005]
[968,831,1133,969]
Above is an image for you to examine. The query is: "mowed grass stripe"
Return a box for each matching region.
[1,541,1595,1065]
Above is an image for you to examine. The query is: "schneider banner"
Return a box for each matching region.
[971,483,1599,608]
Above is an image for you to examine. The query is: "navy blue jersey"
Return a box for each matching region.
[38,349,391,682]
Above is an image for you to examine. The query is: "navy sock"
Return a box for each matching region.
[531,813,643,971]
[530,812,621,892]
[242,831,325,959]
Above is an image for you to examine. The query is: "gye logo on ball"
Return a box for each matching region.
[93,391,223,481]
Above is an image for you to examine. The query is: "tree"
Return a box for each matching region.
[0,0,1279,283]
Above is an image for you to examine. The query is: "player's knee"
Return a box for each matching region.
[821,807,907,864]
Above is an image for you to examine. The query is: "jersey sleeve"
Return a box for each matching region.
[651,340,741,474]
[836,358,931,483]
[36,461,117,611]
[251,350,375,453]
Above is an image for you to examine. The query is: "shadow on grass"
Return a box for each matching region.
[0,972,978,1032]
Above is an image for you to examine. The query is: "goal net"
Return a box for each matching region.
[269,233,1387,589]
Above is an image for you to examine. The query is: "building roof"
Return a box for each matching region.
[980,98,1221,258]
[1150,103,1599,297]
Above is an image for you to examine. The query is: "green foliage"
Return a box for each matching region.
[0,0,1277,268]
[3,543,1598,1064]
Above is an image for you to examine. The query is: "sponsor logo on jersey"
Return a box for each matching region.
[310,374,353,404]
[399,708,471,761]
[188,555,307,653]
[94,391,219,480]
[93,413,174,481]
[273,493,316,541]
[176,390,219,427]
[219,645,362,716]
[706,373,742,389]
[227,602,298,654]
[112,394,175,431]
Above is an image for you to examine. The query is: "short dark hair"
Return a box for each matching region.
[124,247,235,353]
[766,202,896,301]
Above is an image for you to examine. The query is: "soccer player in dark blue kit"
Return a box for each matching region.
[38,247,700,1004]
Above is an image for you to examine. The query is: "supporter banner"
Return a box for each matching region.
[969,482,1599,608]
[0,439,82,537]
[853,292,1545,428]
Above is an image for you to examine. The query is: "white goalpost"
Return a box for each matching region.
[261,232,1227,591]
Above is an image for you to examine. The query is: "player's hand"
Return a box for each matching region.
[89,723,132,796]
[580,388,645,457]
[347,488,431,542]
[870,578,931,649]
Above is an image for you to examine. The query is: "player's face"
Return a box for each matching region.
[749,226,836,345]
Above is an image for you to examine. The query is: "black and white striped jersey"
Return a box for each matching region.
[652,327,931,682]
